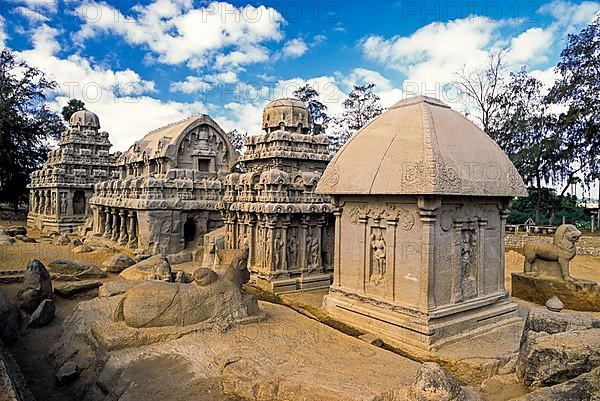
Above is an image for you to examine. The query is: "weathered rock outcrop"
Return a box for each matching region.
[119,254,172,282]
[0,291,20,345]
[512,367,600,400]
[27,299,55,329]
[47,259,107,280]
[16,260,53,313]
[102,254,136,273]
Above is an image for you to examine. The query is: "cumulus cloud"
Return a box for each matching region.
[170,71,238,94]
[16,24,205,151]
[15,6,50,23]
[0,16,7,48]
[361,16,501,86]
[508,27,554,66]
[282,38,308,58]
[11,0,57,14]
[73,1,285,70]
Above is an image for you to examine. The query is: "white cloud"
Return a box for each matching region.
[16,24,202,151]
[15,7,50,23]
[282,38,308,58]
[170,71,238,94]
[74,1,285,70]
[540,0,600,32]
[12,0,57,14]
[0,16,7,48]
[508,27,554,66]
[361,16,501,86]
[338,68,403,108]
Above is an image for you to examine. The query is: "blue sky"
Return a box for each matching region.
[1,0,599,162]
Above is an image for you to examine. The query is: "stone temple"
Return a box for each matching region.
[27,110,120,233]
[317,96,528,351]
[222,98,334,293]
[89,115,237,255]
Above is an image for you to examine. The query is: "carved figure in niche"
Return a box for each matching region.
[287,233,298,268]
[370,233,386,284]
[310,235,321,269]
[273,233,283,270]
[31,194,37,214]
[523,224,581,281]
[60,193,68,214]
[265,231,272,268]
[455,228,477,302]
[51,194,57,215]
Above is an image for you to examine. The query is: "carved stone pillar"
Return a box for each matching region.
[98,207,106,235]
[385,217,398,301]
[111,209,120,241]
[417,197,441,310]
[477,219,487,297]
[281,221,289,271]
[104,208,112,238]
[248,216,256,267]
[333,206,343,286]
[498,200,511,293]
[299,216,309,273]
[358,212,369,293]
[118,210,128,244]
[128,211,137,248]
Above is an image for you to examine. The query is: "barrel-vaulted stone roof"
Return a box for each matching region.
[317,96,528,197]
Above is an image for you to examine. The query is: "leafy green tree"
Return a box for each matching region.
[547,16,600,188]
[509,187,586,227]
[329,83,383,153]
[0,49,64,209]
[226,129,247,154]
[293,84,331,135]
[61,98,86,122]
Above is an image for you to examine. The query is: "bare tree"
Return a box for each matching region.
[453,49,509,134]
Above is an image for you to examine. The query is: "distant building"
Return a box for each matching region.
[89,115,237,255]
[222,98,334,293]
[27,110,119,233]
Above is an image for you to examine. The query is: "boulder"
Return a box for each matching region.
[54,234,71,245]
[0,235,16,245]
[6,226,27,237]
[512,367,600,400]
[519,308,600,348]
[15,235,37,243]
[516,328,600,386]
[73,244,93,253]
[405,362,484,401]
[56,361,79,386]
[102,254,136,273]
[512,272,600,311]
[192,268,218,286]
[27,299,55,328]
[119,254,172,282]
[16,259,53,313]
[48,258,107,280]
[0,290,20,344]
[54,280,103,297]
[69,238,83,248]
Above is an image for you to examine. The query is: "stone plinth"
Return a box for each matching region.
[317,96,528,351]
[512,272,600,311]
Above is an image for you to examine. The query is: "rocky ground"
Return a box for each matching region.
[1,222,600,400]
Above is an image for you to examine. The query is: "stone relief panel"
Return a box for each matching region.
[369,227,387,285]
[453,223,479,303]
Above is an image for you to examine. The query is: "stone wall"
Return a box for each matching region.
[505,232,600,256]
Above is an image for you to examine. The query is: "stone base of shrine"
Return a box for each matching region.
[323,288,520,352]
[251,272,333,294]
[27,214,86,234]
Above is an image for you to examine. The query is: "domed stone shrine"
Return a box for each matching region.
[223,98,334,293]
[28,110,120,233]
[317,96,528,351]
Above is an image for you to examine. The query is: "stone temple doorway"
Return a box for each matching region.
[73,191,86,215]
[184,217,197,246]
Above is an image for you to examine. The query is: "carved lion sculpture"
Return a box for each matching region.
[523,224,581,280]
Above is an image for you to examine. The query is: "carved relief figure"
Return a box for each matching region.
[370,232,386,284]
[523,224,581,281]
[273,232,283,270]
[60,193,68,214]
[310,235,321,269]
[455,228,478,302]
[287,233,298,268]
[265,231,272,268]
[51,193,57,215]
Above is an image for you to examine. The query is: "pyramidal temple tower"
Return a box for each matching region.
[27,110,119,233]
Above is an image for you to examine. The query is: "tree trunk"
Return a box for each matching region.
[535,175,542,225]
